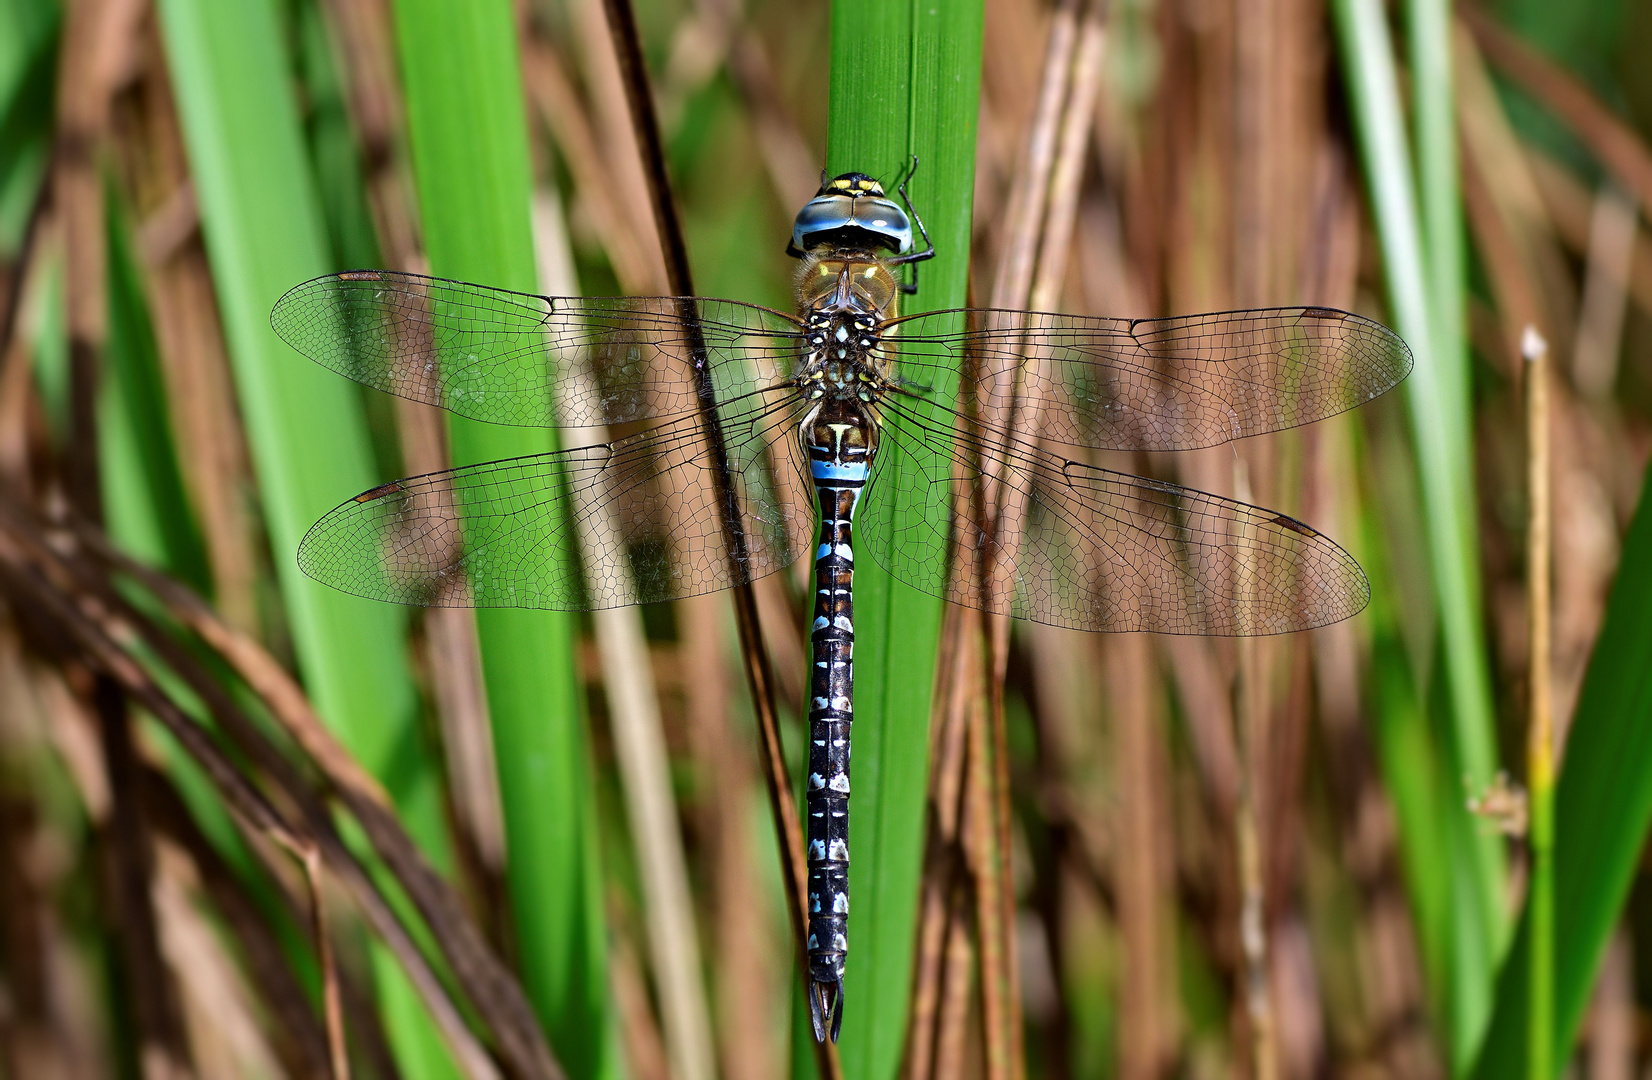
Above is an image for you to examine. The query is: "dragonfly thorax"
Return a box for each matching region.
[796,250,901,317]
[800,305,886,404]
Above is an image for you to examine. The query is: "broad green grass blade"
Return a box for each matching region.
[1332,0,1507,1066]
[390,4,614,1077]
[152,0,457,1073]
[824,3,983,1075]
[1471,464,1652,1076]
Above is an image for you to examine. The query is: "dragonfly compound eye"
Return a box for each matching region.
[792,193,912,256]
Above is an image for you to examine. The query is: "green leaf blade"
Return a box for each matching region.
[390,4,614,1076]
[824,4,984,1076]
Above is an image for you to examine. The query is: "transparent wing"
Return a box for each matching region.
[856,393,1369,635]
[271,270,805,428]
[883,306,1411,452]
[296,389,813,609]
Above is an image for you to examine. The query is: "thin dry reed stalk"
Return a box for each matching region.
[989,0,1077,312]
[1570,184,1636,402]
[1456,24,1572,372]
[1458,29,1625,768]
[1523,323,1554,1080]
[521,23,668,295]
[968,3,1097,1072]
[1525,153,1652,321]
[1111,632,1177,1079]
[576,0,671,290]
[1028,0,1106,315]
[1238,0,1329,1065]
[906,604,979,1079]
[965,645,1010,1080]
[1233,466,1277,1080]
[57,0,144,518]
[934,882,978,1077]
[122,34,261,636]
[282,836,349,1080]
[678,591,784,1080]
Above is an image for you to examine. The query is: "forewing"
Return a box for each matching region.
[296,390,814,609]
[884,306,1411,452]
[271,270,803,428]
[858,395,1369,635]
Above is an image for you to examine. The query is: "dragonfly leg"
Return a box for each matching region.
[891,155,936,295]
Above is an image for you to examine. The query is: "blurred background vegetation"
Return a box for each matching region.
[3,0,1652,1077]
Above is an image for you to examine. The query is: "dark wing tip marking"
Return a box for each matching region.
[355,481,405,503]
[1268,512,1319,538]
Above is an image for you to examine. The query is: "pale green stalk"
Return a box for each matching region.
[1333,0,1507,1067]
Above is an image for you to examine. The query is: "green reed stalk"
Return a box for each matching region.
[821,3,983,1076]
[152,0,459,1072]
[390,4,615,1077]
[1331,0,1508,1066]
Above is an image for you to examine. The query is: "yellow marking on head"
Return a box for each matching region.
[826,176,885,196]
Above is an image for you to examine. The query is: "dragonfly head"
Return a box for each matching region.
[789,172,914,258]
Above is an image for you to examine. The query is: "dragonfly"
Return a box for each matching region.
[272,166,1411,1043]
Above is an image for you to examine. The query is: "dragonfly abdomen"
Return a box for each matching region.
[802,403,875,1042]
